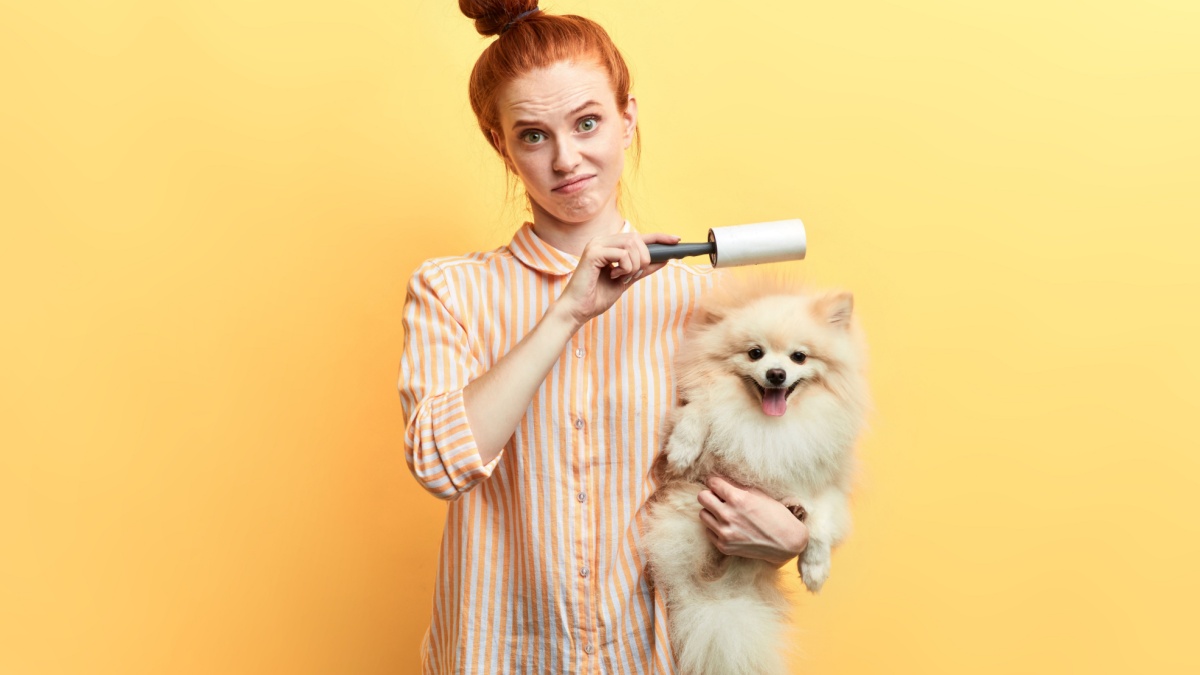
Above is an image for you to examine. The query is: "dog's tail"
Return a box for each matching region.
[668,591,791,675]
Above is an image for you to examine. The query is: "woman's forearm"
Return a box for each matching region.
[462,301,582,465]
[462,230,677,465]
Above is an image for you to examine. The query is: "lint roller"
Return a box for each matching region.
[646,218,807,267]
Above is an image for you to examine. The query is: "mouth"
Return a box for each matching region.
[744,377,803,417]
[551,175,596,194]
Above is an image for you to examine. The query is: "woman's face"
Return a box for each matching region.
[493,60,637,229]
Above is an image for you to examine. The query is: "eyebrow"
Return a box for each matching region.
[511,100,601,131]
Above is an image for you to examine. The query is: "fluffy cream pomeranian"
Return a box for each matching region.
[641,276,871,675]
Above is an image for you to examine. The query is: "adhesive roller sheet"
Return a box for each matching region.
[709,218,806,268]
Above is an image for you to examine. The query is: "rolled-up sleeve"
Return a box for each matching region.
[398,261,501,500]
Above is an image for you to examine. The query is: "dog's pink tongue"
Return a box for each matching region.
[762,388,787,417]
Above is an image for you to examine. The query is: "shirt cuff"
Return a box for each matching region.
[411,388,502,499]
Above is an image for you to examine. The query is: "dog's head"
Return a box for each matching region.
[678,278,866,418]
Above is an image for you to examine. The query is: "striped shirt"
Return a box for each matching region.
[398,220,717,674]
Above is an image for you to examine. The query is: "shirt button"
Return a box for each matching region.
[575,347,585,358]
[580,567,589,578]
[574,418,584,430]
[577,492,586,502]
[583,644,594,655]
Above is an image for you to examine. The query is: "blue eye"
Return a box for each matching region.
[578,117,598,132]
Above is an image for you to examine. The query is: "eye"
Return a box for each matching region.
[791,352,807,364]
[748,347,764,361]
[577,116,599,132]
[519,130,546,144]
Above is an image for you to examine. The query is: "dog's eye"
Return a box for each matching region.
[791,352,807,364]
[748,347,764,361]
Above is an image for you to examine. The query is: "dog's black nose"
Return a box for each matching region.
[766,368,787,386]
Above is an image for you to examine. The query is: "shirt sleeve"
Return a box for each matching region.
[397,260,501,500]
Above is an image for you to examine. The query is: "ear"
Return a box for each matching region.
[621,95,638,149]
[816,291,854,328]
[688,300,728,328]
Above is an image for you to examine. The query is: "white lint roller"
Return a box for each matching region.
[646,218,807,267]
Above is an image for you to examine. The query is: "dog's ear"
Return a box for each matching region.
[689,303,726,327]
[815,291,854,328]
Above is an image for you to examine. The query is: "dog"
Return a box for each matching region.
[641,276,871,675]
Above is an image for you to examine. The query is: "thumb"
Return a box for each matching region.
[640,233,683,245]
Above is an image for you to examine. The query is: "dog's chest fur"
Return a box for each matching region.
[695,391,853,495]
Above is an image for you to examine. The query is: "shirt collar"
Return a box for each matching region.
[508,220,634,276]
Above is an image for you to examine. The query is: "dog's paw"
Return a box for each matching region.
[663,436,701,475]
[799,543,831,593]
[781,498,808,522]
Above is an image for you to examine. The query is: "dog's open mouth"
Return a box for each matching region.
[746,378,801,417]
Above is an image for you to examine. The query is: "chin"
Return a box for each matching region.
[531,198,599,227]
[640,275,872,675]
[539,179,617,220]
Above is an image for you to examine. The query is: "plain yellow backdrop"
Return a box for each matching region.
[2,0,1198,673]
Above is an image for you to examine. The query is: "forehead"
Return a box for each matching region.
[498,60,617,124]
[734,296,821,350]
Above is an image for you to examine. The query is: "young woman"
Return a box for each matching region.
[398,3,810,672]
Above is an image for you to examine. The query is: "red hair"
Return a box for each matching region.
[458,1,641,163]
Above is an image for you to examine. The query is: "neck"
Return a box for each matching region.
[529,200,625,256]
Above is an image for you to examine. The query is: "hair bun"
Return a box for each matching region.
[459,0,542,37]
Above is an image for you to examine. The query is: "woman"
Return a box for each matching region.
[398,2,810,672]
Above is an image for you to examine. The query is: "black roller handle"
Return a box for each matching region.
[646,241,716,263]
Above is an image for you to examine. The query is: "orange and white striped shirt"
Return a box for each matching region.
[398,220,717,674]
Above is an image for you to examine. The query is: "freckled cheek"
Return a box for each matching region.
[512,151,551,187]
[598,131,626,159]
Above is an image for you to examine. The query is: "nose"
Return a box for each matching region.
[766,368,787,386]
[553,135,582,174]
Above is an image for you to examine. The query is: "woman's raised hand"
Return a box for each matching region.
[556,232,681,328]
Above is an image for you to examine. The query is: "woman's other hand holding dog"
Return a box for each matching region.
[698,475,809,568]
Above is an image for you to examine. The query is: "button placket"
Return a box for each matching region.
[572,326,595,657]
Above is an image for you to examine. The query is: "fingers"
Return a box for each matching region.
[612,233,681,284]
[705,475,736,503]
[609,242,643,280]
[697,489,728,521]
[591,247,633,278]
[617,236,650,281]
[583,236,647,282]
[581,232,682,286]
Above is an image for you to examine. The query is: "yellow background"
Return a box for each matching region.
[3,0,1198,673]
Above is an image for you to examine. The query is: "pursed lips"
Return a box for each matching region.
[552,175,595,193]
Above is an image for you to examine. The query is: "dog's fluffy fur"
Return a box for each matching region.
[642,276,871,675]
